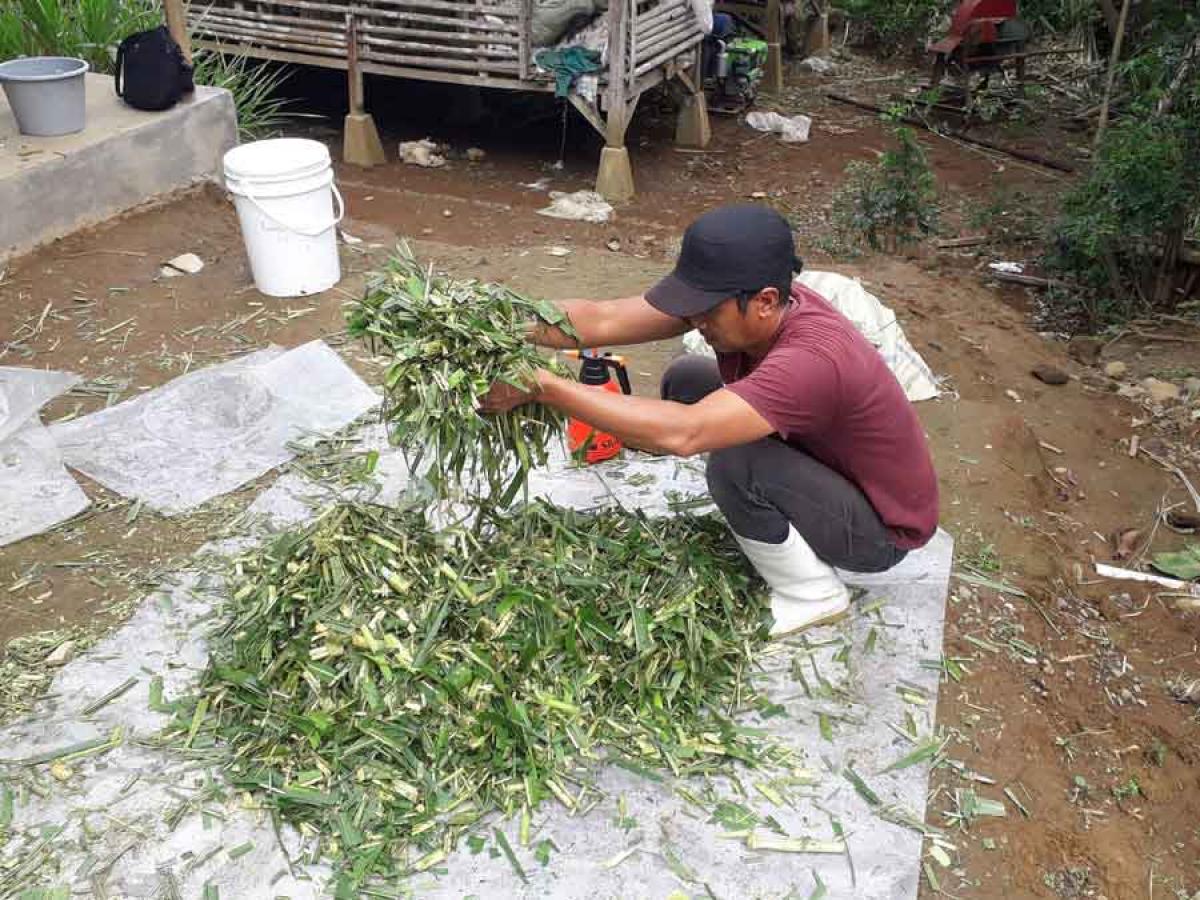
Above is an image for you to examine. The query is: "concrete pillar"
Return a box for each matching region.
[675,93,712,148]
[596,146,635,203]
[343,112,386,167]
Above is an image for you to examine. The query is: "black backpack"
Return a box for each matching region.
[115,26,195,112]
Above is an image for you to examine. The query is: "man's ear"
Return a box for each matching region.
[755,286,781,315]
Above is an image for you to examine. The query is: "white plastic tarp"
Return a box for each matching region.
[0,418,90,547]
[0,366,88,546]
[0,419,954,898]
[49,341,380,515]
[0,366,79,445]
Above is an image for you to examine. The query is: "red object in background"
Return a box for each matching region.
[566,350,633,464]
[929,0,1018,54]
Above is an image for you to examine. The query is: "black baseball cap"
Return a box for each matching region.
[646,204,803,318]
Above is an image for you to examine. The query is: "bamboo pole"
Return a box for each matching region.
[1093,0,1131,150]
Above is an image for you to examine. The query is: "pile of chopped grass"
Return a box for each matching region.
[174,502,776,890]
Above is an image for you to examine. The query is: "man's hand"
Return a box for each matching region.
[478,372,545,414]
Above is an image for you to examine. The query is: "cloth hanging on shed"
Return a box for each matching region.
[535,47,602,98]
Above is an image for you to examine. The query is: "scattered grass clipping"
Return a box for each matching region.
[347,244,578,505]
[172,501,779,889]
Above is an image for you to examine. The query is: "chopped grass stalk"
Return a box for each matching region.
[493,828,527,883]
[880,738,944,773]
[744,832,845,854]
[81,677,138,716]
[843,766,881,807]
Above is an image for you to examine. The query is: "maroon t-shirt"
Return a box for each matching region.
[719,283,938,549]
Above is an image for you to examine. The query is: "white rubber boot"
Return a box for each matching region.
[734,525,851,638]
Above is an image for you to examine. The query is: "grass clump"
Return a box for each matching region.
[0,0,156,73]
[828,121,939,254]
[347,245,578,505]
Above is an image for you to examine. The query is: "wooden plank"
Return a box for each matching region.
[636,16,695,47]
[630,65,665,97]
[194,18,344,45]
[193,32,345,58]
[194,35,348,63]
[196,20,346,50]
[359,11,517,32]
[362,23,521,43]
[362,0,520,15]
[201,0,519,21]
[357,2,520,21]
[199,7,346,31]
[636,23,700,55]
[633,1,689,33]
[568,93,607,138]
[361,34,519,58]
[363,59,531,85]
[204,0,351,16]
[362,45,519,70]
[633,34,699,77]
[199,10,345,36]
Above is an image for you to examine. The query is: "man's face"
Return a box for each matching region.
[686,289,780,352]
[686,298,746,352]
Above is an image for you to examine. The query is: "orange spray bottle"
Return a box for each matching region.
[565,349,633,464]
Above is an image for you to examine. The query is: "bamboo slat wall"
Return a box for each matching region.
[189,0,701,92]
[191,0,526,83]
[630,0,700,79]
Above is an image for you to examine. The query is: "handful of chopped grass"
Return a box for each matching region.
[347,245,577,504]
[175,502,776,889]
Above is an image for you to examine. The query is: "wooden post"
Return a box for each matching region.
[347,14,364,114]
[763,0,784,93]
[596,0,635,200]
[675,55,711,148]
[343,13,387,167]
[605,0,629,147]
[163,0,192,63]
[804,0,830,56]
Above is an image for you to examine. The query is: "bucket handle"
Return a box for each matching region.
[237,180,345,237]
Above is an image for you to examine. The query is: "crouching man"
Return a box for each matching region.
[482,204,938,637]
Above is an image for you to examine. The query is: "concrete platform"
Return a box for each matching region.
[0,73,236,263]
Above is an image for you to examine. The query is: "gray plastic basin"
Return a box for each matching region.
[0,56,89,137]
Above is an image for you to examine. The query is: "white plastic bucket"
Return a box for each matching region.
[223,138,344,298]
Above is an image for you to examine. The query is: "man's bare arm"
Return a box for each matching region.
[532,296,691,349]
[481,371,774,458]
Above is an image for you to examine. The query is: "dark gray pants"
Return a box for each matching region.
[661,355,906,573]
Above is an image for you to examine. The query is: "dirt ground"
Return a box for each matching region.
[2,53,1199,899]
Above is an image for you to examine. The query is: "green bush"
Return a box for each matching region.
[840,0,945,56]
[192,47,297,141]
[0,0,157,73]
[830,123,939,253]
[1049,116,1198,324]
[969,186,1051,247]
[0,0,298,141]
[1044,9,1200,327]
